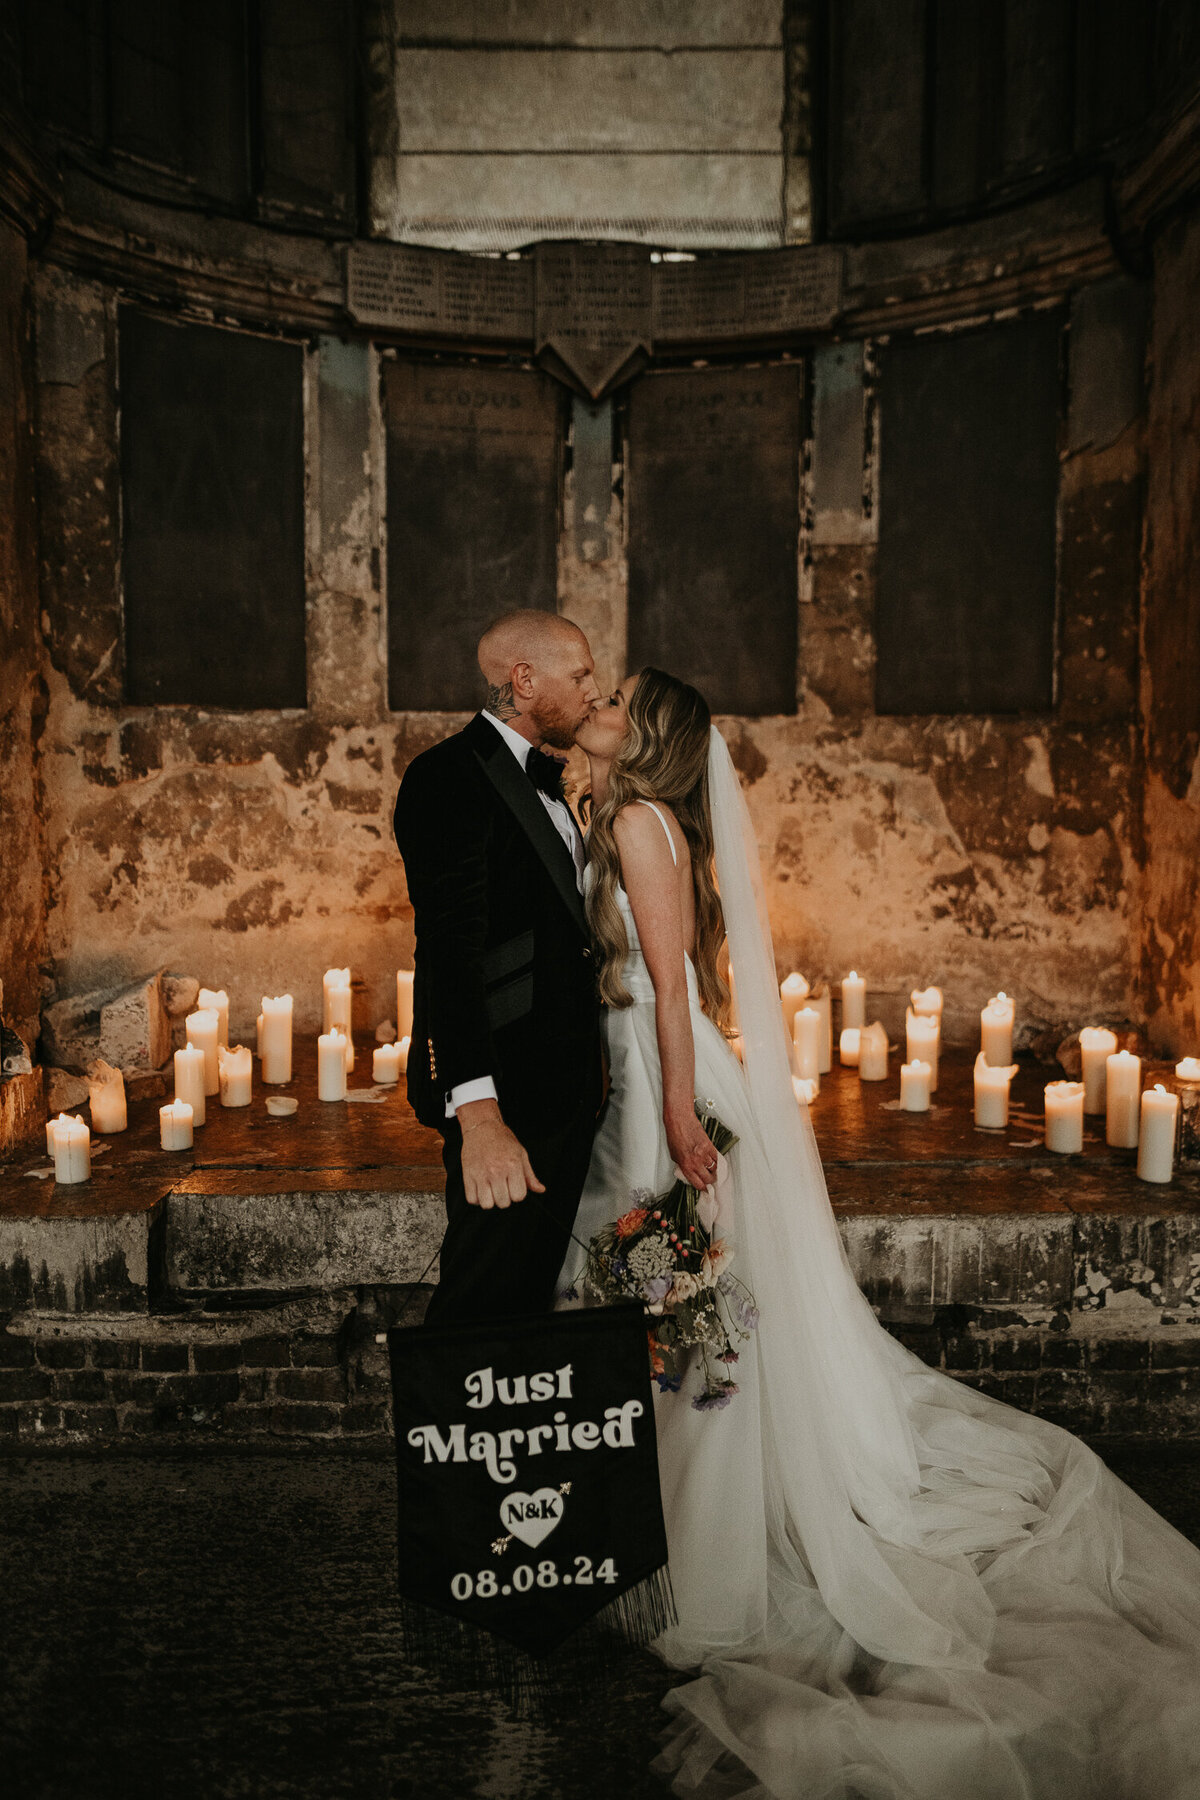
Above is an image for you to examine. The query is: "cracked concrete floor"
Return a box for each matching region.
[2,1439,1199,1800]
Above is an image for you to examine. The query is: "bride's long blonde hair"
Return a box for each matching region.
[586,667,730,1027]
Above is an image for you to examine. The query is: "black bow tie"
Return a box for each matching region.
[525,746,568,800]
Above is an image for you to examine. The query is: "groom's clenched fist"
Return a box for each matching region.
[456,1098,546,1210]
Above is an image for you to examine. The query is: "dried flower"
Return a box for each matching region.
[615,1206,649,1239]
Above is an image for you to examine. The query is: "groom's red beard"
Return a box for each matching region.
[529,695,590,751]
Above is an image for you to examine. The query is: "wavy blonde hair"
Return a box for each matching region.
[586,668,730,1028]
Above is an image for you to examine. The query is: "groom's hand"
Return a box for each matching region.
[457,1099,546,1210]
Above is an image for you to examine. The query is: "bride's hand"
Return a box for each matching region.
[665,1104,719,1192]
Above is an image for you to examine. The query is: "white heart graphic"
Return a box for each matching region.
[499,1487,565,1549]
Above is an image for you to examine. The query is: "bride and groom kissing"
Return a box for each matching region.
[393,609,1200,1800]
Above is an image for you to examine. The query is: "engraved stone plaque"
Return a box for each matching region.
[534,242,652,399]
[347,242,534,341]
[652,245,843,343]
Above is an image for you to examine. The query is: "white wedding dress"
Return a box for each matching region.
[556,739,1200,1800]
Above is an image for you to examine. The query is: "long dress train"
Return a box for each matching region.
[558,791,1200,1800]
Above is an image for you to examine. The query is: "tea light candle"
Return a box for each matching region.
[839,1026,861,1067]
[810,983,833,1074]
[174,1043,207,1127]
[900,1060,932,1112]
[1044,1081,1085,1154]
[981,993,1015,1067]
[974,1052,1017,1129]
[792,1075,819,1105]
[910,986,943,1020]
[323,968,355,1072]
[780,973,810,1039]
[218,1044,253,1107]
[858,1020,889,1081]
[87,1061,127,1134]
[318,1028,348,1101]
[197,987,229,1049]
[373,1041,402,1084]
[260,995,293,1085]
[841,971,866,1031]
[905,1009,940,1091]
[1105,1050,1141,1149]
[793,1006,822,1082]
[1079,1027,1118,1115]
[396,969,415,1041]
[1137,1085,1179,1184]
[159,1098,194,1150]
[52,1114,91,1184]
[185,1008,221,1096]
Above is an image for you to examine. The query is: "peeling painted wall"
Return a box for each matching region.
[1139,206,1200,1055]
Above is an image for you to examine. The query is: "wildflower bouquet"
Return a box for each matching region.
[584,1104,759,1410]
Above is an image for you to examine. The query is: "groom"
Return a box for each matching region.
[393,610,604,1325]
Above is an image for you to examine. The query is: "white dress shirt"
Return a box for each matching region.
[446,711,585,1118]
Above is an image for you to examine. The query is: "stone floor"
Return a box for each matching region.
[3,1437,1200,1800]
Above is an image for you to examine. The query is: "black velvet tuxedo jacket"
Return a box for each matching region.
[393,713,603,1137]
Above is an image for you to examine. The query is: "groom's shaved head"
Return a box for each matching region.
[477,609,585,686]
[477,609,599,749]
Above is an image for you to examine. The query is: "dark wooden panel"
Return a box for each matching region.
[184,0,250,207]
[827,0,928,234]
[120,310,306,709]
[1076,0,1151,148]
[109,0,186,171]
[258,0,356,225]
[627,366,800,718]
[384,363,561,713]
[931,0,998,215]
[875,313,1062,715]
[20,0,103,142]
[998,0,1073,177]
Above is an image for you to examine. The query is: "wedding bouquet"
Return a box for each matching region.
[583,1105,758,1411]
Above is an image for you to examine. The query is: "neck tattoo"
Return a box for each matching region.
[485,682,518,722]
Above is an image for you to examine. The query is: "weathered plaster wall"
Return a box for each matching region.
[1139,205,1200,1055]
[0,220,47,1046]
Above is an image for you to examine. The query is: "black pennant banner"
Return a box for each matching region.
[388,1303,674,1703]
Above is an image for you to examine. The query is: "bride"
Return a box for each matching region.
[559,666,1200,1800]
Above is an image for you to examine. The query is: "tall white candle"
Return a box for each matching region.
[981,993,1015,1068]
[373,1042,402,1084]
[256,1012,264,1058]
[810,983,833,1074]
[780,973,810,1040]
[323,968,355,1072]
[186,1008,221,1096]
[197,987,229,1049]
[260,995,293,1085]
[1137,1085,1179,1184]
[905,1009,940,1091]
[900,1060,931,1112]
[87,1061,127,1134]
[841,971,866,1031]
[396,970,415,1041]
[974,1052,1017,1129]
[318,1028,348,1101]
[218,1044,253,1108]
[839,1026,861,1067]
[159,1098,194,1150]
[793,1006,822,1082]
[910,986,943,1020]
[1079,1027,1118,1115]
[858,1020,889,1081]
[51,1115,91,1183]
[1044,1081,1085,1154]
[173,1043,207,1127]
[1105,1051,1141,1149]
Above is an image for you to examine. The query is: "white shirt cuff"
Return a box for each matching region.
[445,1075,499,1118]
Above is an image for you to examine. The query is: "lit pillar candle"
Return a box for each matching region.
[87,1061,127,1134]
[174,1043,207,1127]
[185,1008,221,1096]
[974,1052,1017,1128]
[810,983,833,1074]
[1137,1085,1179,1184]
[839,1026,861,1067]
[1044,1081,1085,1154]
[52,1115,91,1184]
[1105,1051,1141,1149]
[1079,1027,1118,1115]
[792,1006,822,1082]
[905,1009,940,1091]
[910,986,943,1022]
[218,1044,253,1108]
[981,993,1015,1068]
[396,970,415,1041]
[323,968,355,1072]
[373,1041,402,1084]
[46,1111,73,1156]
[841,971,866,1031]
[792,1075,819,1105]
[780,973,810,1040]
[260,995,293,1085]
[900,1059,932,1112]
[318,1028,348,1101]
[197,987,229,1049]
[858,1020,889,1081]
[1176,1057,1200,1163]
[159,1098,194,1150]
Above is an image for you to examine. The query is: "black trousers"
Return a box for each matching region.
[423,1096,599,1327]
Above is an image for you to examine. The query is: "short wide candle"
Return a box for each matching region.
[52,1115,91,1184]
[1079,1027,1118,1115]
[1106,1051,1141,1149]
[839,1026,861,1067]
[841,971,866,1031]
[373,1042,402,1084]
[159,1098,194,1150]
[974,1053,1017,1129]
[900,1060,931,1112]
[218,1044,253,1107]
[857,1021,889,1081]
[1137,1086,1179,1184]
[1045,1081,1085,1154]
[318,1028,348,1101]
[87,1060,127,1134]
